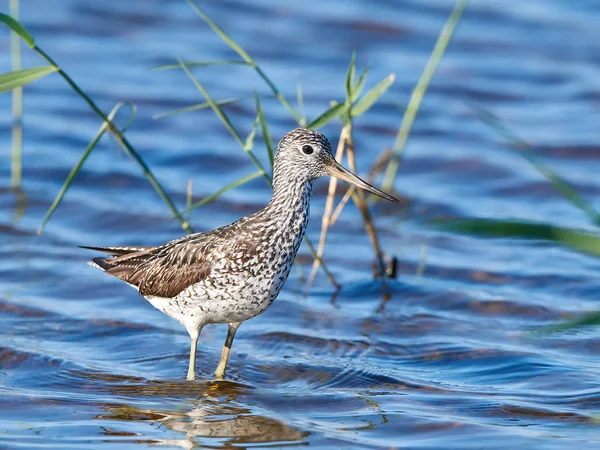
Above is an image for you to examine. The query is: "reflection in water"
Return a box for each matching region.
[95,380,308,449]
[12,189,28,224]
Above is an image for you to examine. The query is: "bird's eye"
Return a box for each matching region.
[302,144,314,155]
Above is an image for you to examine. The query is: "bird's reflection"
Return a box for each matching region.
[95,379,308,449]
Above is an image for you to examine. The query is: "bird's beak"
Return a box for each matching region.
[326,159,400,203]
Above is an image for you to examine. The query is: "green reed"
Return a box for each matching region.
[39,102,137,232]
[9,0,22,189]
[380,0,468,192]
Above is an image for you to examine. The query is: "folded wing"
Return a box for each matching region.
[81,241,212,298]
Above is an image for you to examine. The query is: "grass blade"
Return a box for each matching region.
[178,60,270,183]
[0,66,57,93]
[345,52,357,101]
[185,0,253,63]
[468,103,600,226]
[532,159,600,226]
[244,114,260,151]
[150,60,247,70]
[254,93,274,168]
[306,102,346,129]
[118,103,137,133]
[350,73,395,118]
[186,0,302,124]
[439,218,565,239]
[296,73,305,124]
[10,0,23,189]
[32,46,191,233]
[186,170,263,212]
[382,0,468,190]
[353,67,369,103]
[153,98,241,120]
[535,311,600,334]
[38,102,136,234]
[0,12,34,47]
[186,179,193,214]
[438,218,600,257]
[178,61,244,146]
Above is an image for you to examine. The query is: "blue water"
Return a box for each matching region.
[1,0,600,448]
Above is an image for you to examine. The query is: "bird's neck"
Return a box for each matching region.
[266,175,313,229]
[256,173,313,263]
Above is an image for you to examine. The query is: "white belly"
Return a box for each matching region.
[143,274,281,336]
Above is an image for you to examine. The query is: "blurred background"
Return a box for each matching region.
[1,0,600,448]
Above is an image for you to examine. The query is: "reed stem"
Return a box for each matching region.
[10,0,22,189]
[32,45,192,233]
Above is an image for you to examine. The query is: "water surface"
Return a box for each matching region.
[1,0,600,448]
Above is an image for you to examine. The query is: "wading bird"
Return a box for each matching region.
[83,128,399,380]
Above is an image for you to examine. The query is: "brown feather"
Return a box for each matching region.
[79,245,154,256]
[83,241,212,298]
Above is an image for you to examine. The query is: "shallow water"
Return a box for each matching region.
[1,0,600,448]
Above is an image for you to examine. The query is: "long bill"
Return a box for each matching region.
[326,159,400,203]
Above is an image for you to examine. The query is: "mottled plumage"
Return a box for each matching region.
[83,128,399,380]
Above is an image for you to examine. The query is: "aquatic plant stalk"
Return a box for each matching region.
[38,102,137,234]
[296,74,306,125]
[153,97,241,120]
[306,125,350,289]
[10,0,22,189]
[1,12,192,232]
[254,93,274,169]
[151,60,247,71]
[345,128,387,277]
[186,0,304,125]
[35,46,192,233]
[381,0,468,191]
[185,171,264,213]
[469,103,600,226]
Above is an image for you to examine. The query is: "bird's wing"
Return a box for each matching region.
[82,236,212,298]
[79,245,155,256]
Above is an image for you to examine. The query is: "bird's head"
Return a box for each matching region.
[274,128,399,203]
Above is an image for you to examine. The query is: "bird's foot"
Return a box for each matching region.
[214,366,225,381]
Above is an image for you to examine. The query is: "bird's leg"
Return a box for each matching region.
[187,327,202,381]
[215,322,241,380]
